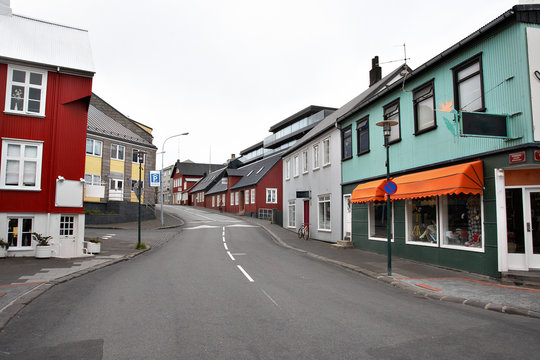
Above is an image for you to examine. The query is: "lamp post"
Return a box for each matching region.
[375,119,398,276]
[160,132,189,225]
[137,150,147,249]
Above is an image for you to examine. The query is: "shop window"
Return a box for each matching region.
[452,54,485,112]
[407,197,438,246]
[413,80,436,134]
[288,200,296,228]
[383,99,400,143]
[341,125,352,160]
[440,194,483,249]
[5,65,48,116]
[356,116,369,155]
[369,201,393,240]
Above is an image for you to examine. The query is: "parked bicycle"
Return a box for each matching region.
[297,223,310,240]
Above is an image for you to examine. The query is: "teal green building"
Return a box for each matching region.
[338,4,540,278]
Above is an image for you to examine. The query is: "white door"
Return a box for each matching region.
[109,179,123,201]
[343,195,352,241]
[507,188,540,270]
[58,215,76,257]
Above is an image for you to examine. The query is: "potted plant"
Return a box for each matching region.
[0,238,9,258]
[33,232,52,259]
[86,237,101,254]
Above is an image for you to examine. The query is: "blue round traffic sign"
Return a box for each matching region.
[383,180,397,195]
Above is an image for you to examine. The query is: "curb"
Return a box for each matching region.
[258,222,540,320]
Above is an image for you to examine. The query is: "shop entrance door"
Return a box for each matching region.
[303,200,309,227]
[506,188,540,270]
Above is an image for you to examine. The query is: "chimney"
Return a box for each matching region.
[0,0,12,16]
[231,154,235,159]
[369,56,382,86]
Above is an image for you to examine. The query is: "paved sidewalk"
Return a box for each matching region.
[241,216,540,319]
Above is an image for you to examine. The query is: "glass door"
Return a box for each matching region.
[525,189,540,269]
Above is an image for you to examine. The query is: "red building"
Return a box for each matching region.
[0,7,94,257]
[170,161,222,205]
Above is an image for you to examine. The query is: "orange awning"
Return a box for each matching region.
[350,160,484,203]
[391,160,483,200]
[351,178,386,204]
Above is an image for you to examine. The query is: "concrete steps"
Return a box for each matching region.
[501,270,540,289]
[331,240,354,249]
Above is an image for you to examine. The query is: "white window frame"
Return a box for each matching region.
[244,190,249,204]
[59,215,75,236]
[235,192,239,205]
[86,139,102,157]
[250,189,255,204]
[294,155,299,177]
[0,138,43,191]
[318,194,331,231]
[212,196,215,207]
[288,200,296,228]
[322,137,331,166]
[302,150,308,174]
[285,159,291,180]
[132,149,145,163]
[230,192,234,206]
[5,65,48,117]
[313,143,320,170]
[7,217,33,249]
[405,197,439,247]
[84,173,101,186]
[368,201,395,242]
[110,144,125,161]
[266,188,278,204]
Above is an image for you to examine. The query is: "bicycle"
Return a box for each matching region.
[297,223,310,240]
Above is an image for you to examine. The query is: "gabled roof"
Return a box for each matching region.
[230,152,282,190]
[87,105,155,148]
[284,63,408,156]
[189,167,227,193]
[0,13,94,75]
[172,161,223,178]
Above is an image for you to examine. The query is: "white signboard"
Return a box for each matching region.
[149,170,161,187]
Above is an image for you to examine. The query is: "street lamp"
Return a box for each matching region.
[160,132,189,225]
[375,119,398,276]
[137,150,147,249]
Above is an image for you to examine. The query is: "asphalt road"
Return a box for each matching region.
[1,206,540,359]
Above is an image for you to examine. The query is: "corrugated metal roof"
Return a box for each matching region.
[172,161,223,177]
[229,152,282,190]
[0,14,94,74]
[189,167,227,193]
[87,105,153,147]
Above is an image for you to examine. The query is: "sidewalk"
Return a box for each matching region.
[241,216,540,319]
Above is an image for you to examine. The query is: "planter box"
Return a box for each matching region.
[85,241,101,254]
[35,245,52,259]
[0,247,7,258]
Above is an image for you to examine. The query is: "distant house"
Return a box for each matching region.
[84,94,157,224]
[0,5,94,257]
[206,153,283,218]
[189,166,228,208]
[170,160,222,205]
[161,164,174,204]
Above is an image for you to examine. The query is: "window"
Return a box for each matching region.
[453,55,484,112]
[302,150,308,173]
[368,202,393,240]
[383,100,400,143]
[59,216,75,236]
[131,180,144,193]
[212,196,216,207]
[322,138,330,166]
[251,189,255,204]
[313,144,320,170]
[86,139,102,157]
[294,156,299,177]
[110,179,123,191]
[230,192,234,206]
[318,195,331,231]
[356,116,370,155]
[84,174,101,186]
[406,197,438,246]
[285,159,291,180]
[440,194,482,250]
[7,217,33,248]
[222,194,226,207]
[288,200,296,228]
[132,149,145,163]
[110,144,125,161]
[245,190,249,204]
[235,192,239,205]
[0,139,43,190]
[413,80,436,134]
[5,65,47,116]
[341,126,352,160]
[266,188,277,204]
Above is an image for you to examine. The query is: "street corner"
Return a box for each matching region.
[394,276,540,315]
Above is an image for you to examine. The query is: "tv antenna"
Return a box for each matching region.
[380,43,410,65]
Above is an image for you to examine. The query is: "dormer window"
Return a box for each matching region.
[5,65,48,117]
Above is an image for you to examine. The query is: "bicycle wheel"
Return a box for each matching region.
[303,227,309,240]
[298,227,304,239]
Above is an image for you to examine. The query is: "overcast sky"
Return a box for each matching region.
[11,0,518,167]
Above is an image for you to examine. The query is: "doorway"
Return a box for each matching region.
[303,200,309,227]
[506,188,540,270]
[343,195,352,241]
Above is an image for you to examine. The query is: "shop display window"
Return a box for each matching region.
[407,197,438,246]
[368,201,393,240]
[441,194,483,249]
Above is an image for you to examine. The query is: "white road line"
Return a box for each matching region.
[261,289,279,307]
[227,251,235,261]
[237,265,254,282]
[222,236,226,242]
[224,243,228,250]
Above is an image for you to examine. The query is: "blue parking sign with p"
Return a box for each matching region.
[150,171,160,187]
